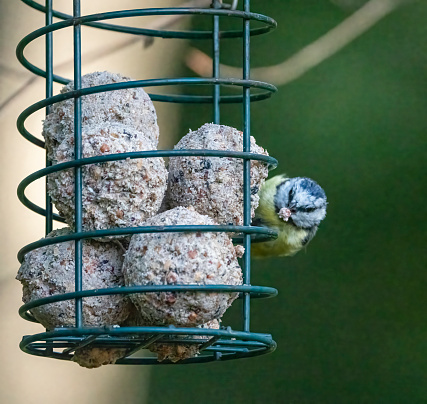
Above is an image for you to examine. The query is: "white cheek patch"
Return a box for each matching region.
[293,207,326,229]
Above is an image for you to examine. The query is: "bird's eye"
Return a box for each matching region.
[299,206,316,213]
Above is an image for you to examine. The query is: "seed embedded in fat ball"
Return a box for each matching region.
[46,123,167,237]
[72,347,128,369]
[16,227,132,329]
[16,227,134,368]
[123,206,243,328]
[43,71,160,160]
[165,123,269,226]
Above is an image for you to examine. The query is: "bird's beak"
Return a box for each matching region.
[278,207,292,222]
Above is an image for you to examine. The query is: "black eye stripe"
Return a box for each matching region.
[298,207,316,213]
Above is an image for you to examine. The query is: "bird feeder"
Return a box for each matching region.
[16,0,279,364]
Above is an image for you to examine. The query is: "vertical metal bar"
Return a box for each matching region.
[212,0,220,123]
[45,0,53,236]
[242,0,251,332]
[73,0,83,329]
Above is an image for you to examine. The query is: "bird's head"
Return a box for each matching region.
[274,177,327,229]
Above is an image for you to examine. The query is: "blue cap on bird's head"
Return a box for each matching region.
[274,177,327,229]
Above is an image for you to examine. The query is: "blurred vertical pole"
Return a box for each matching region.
[73,0,83,328]
[242,0,251,332]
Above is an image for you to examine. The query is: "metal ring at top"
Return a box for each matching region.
[17,5,276,82]
[17,6,276,86]
[20,1,277,40]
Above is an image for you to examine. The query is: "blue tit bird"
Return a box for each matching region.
[251,174,327,258]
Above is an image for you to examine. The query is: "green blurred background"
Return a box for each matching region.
[147,1,427,402]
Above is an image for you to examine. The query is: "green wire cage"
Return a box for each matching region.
[16,0,279,364]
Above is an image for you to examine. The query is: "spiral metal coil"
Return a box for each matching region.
[17,0,279,364]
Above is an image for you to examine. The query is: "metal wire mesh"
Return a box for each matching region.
[17,0,279,364]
